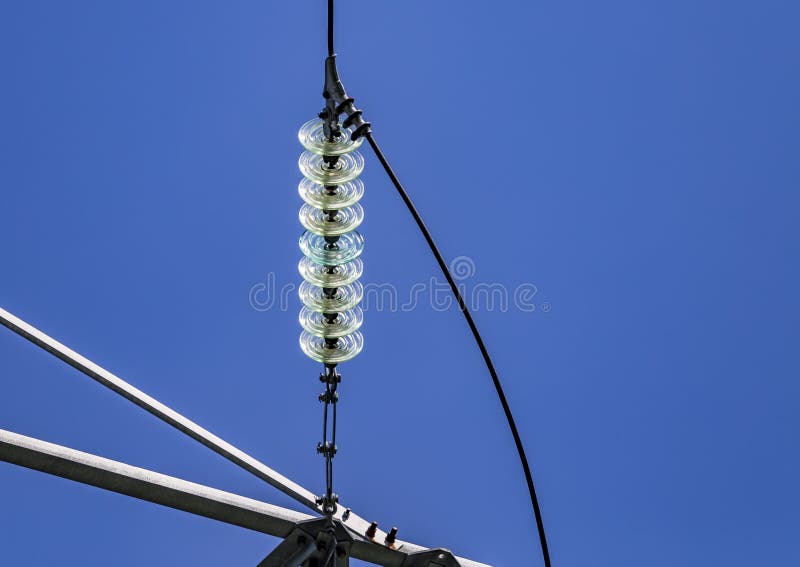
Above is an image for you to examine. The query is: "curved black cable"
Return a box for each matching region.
[327,0,334,56]
[325,1,552,565]
[365,133,552,567]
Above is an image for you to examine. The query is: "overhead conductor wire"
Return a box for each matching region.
[323,2,553,565]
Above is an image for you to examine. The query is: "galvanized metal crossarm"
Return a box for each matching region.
[0,428,490,566]
[0,307,333,517]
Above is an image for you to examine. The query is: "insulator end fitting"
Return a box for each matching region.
[323,55,371,141]
[316,493,339,516]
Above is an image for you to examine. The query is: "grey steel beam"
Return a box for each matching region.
[0,308,491,565]
[0,429,491,567]
[0,307,441,547]
[0,307,333,517]
[0,427,312,537]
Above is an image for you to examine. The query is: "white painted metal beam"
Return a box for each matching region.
[0,427,311,537]
[0,429,491,566]
[0,306,325,514]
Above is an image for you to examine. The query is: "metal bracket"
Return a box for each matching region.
[257,518,352,567]
[401,549,462,567]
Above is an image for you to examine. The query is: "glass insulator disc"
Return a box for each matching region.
[298,257,363,288]
[298,118,364,156]
[299,281,364,313]
[299,231,364,266]
[299,151,364,186]
[298,178,364,211]
[299,203,364,236]
[299,331,364,364]
[299,307,363,338]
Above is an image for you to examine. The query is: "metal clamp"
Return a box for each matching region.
[321,55,371,141]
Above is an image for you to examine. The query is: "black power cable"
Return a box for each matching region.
[365,133,552,567]
[327,0,334,57]
[324,2,552,565]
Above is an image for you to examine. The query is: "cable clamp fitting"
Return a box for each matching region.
[319,369,342,385]
[316,441,338,457]
[318,390,339,403]
[322,55,371,141]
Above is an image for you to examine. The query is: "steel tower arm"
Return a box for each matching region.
[0,428,490,567]
[0,307,375,533]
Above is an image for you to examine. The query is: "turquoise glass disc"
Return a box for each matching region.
[299,151,364,186]
[299,307,364,338]
[298,118,364,156]
[299,331,364,364]
[299,231,364,266]
[299,203,364,236]
[298,281,363,313]
[298,178,364,210]
[298,257,363,288]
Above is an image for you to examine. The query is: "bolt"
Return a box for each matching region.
[365,521,378,539]
[342,508,351,522]
[385,527,398,545]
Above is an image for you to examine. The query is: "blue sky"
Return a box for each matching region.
[1,1,798,565]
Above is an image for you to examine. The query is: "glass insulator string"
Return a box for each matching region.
[297,117,366,514]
